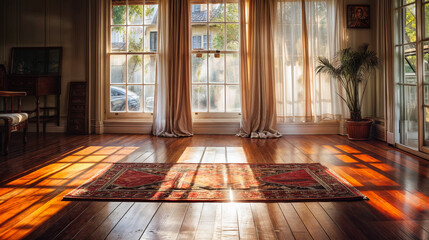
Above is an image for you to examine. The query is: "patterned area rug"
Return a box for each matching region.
[63,163,367,202]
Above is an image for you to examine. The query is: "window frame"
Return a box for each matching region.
[107,0,159,119]
[190,0,241,119]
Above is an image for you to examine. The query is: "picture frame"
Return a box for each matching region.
[347,5,370,29]
[10,47,62,76]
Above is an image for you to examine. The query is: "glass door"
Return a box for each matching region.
[395,1,419,149]
[395,0,429,155]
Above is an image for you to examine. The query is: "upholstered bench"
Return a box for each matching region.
[0,91,28,155]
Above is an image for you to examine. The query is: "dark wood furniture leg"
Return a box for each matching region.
[57,95,60,126]
[43,96,47,133]
[36,96,40,134]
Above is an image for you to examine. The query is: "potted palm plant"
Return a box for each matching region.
[316,44,379,140]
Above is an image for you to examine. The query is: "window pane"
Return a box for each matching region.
[128,5,143,25]
[226,3,239,22]
[112,5,126,25]
[226,85,240,112]
[146,30,158,52]
[144,27,157,52]
[404,4,416,43]
[404,44,417,84]
[399,85,418,148]
[144,85,155,112]
[226,24,239,50]
[127,55,142,83]
[424,108,429,145]
[192,85,207,112]
[110,55,126,84]
[209,85,225,112]
[144,4,158,25]
[127,85,142,112]
[226,53,239,83]
[395,9,402,45]
[209,54,224,83]
[425,85,429,105]
[425,4,429,38]
[192,24,207,50]
[111,85,126,112]
[424,41,429,83]
[191,4,207,22]
[192,54,207,83]
[210,23,225,50]
[144,55,156,84]
[111,27,126,52]
[128,26,143,52]
[209,3,224,22]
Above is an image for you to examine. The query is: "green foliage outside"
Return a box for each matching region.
[212,4,239,50]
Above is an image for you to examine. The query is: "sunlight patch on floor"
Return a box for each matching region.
[0,145,138,239]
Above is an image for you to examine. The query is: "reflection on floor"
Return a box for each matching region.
[0,134,428,239]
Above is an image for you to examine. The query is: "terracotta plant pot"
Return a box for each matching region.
[345,119,373,140]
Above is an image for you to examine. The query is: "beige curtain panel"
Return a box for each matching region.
[237,0,282,138]
[152,0,193,137]
[376,0,393,140]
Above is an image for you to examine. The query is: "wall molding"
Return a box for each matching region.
[102,119,341,135]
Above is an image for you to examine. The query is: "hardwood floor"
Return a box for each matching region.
[0,133,428,240]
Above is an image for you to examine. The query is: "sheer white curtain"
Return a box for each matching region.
[275,0,344,123]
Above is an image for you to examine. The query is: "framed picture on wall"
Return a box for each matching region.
[347,5,370,29]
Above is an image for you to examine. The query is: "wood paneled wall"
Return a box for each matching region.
[0,0,90,119]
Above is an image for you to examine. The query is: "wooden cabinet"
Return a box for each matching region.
[7,75,61,133]
[7,75,61,96]
[7,47,62,133]
[67,82,88,134]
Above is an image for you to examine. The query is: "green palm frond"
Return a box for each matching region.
[315,44,379,121]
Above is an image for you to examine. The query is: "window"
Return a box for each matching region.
[150,31,157,51]
[109,0,158,115]
[192,4,201,13]
[203,35,212,49]
[275,0,339,122]
[192,36,202,49]
[191,0,240,114]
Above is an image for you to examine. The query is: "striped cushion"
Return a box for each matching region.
[0,113,28,126]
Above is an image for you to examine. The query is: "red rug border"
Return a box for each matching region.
[63,163,368,202]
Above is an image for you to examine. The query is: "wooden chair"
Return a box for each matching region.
[0,91,28,155]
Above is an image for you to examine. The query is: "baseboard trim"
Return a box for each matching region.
[277,122,340,135]
[373,123,386,141]
[27,117,67,133]
[386,131,395,144]
[102,120,340,135]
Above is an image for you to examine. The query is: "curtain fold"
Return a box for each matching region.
[237,0,282,138]
[152,0,193,137]
[376,0,393,141]
[275,0,345,125]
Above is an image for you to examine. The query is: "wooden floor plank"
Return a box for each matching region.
[0,134,427,240]
[250,203,278,240]
[194,203,220,240]
[176,203,203,240]
[139,203,188,240]
[105,202,161,240]
[292,203,329,240]
[86,202,135,240]
[236,203,258,240]
[278,203,312,240]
